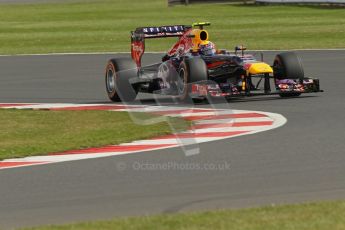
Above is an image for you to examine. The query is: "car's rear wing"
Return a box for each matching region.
[132,25,191,39]
[131,25,191,68]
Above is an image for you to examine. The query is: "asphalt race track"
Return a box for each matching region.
[0,51,345,229]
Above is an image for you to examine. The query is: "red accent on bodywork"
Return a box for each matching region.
[207,61,226,69]
[243,63,252,70]
[191,84,198,94]
[131,40,145,68]
[191,84,209,96]
[167,28,193,57]
[199,85,208,96]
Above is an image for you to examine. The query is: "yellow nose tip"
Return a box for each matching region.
[248,63,273,74]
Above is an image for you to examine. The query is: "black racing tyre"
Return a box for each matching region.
[273,52,304,80]
[177,57,208,101]
[105,58,138,102]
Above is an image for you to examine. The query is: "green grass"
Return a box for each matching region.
[0,109,190,160]
[20,200,345,230]
[0,0,344,54]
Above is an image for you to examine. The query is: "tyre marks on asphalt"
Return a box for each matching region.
[0,103,287,169]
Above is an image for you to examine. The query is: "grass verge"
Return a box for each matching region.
[0,109,190,160]
[20,200,345,230]
[0,0,344,54]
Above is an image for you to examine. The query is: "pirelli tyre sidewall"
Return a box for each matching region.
[105,58,138,102]
[178,57,208,101]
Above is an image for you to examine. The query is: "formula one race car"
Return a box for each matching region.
[105,22,322,102]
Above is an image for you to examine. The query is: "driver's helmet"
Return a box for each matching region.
[198,41,216,56]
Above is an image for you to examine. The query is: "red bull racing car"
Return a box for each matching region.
[105,22,322,102]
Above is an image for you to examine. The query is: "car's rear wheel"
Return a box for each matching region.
[105,58,138,102]
[177,57,208,101]
[273,52,304,98]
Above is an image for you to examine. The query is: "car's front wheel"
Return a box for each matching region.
[273,52,304,98]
